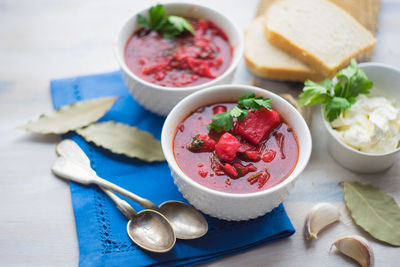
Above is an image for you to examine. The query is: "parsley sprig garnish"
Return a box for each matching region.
[137,4,194,38]
[298,59,373,122]
[207,93,273,132]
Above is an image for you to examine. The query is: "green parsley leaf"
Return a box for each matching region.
[335,59,373,98]
[148,4,165,30]
[136,4,194,38]
[324,97,350,122]
[161,22,181,38]
[298,79,332,106]
[239,93,255,100]
[229,106,243,118]
[161,16,194,38]
[167,16,194,34]
[207,112,233,132]
[207,94,273,132]
[238,95,272,111]
[254,98,273,109]
[137,14,151,28]
[230,106,248,121]
[298,59,373,122]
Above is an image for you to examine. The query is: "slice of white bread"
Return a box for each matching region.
[244,17,324,82]
[264,0,376,77]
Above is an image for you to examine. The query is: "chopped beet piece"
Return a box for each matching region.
[213,105,227,115]
[187,58,215,79]
[155,71,166,81]
[234,108,281,145]
[245,163,257,172]
[187,134,216,153]
[233,162,249,177]
[262,150,276,162]
[222,163,238,179]
[274,133,286,159]
[142,63,168,75]
[138,58,145,65]
[210,155,225,176]
[237,141,256,153]
[198,169,208,178]
[257,171,270,189]
[246,170,270,188]
[215,133,240,162]
[208,129,225,141]
[244,151,261,162]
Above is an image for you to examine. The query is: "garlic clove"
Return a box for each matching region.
[305,203,340,240]
[331,235,374,267]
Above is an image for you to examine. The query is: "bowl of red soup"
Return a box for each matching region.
[115,3,243,116]
[161,85,312,220]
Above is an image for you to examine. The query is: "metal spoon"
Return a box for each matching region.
[55,140,208,240]
[52,156,176,253]
[100,187,176,253]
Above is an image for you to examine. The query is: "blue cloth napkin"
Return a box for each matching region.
[50,71,295,267]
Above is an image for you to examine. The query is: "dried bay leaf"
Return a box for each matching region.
[77,121,165,162]
[343,181,400,246]
[20,97,117,134]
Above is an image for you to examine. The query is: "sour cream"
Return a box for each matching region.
[330,95,400,154]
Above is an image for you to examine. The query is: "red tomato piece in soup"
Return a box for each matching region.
[124,19,232,88]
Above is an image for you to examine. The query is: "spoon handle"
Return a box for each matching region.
[52,157,97,185]
[52,157,160,211]
[94,176,160,211]
[100,187,137,220]
[56,140,91,166]
[55,140,160,211]
[54,142,140,220]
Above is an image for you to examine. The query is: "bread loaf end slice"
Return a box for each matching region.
[245,17,324,82]
[264,0,376,77]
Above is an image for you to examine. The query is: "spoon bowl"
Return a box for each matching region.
[159,201,208,239]
[101,187,175,253]
[55,140,208,239]
[54,159,177,253]
[128,210,176,252]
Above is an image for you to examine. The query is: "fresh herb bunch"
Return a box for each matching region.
[137,4,195,38]
[298,59,373,122]
[207,93,273,132]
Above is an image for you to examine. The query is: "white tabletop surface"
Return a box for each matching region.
[1,0,399,266]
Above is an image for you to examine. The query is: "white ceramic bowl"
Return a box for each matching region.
[161,84,312,220]
[322,62,400,173]
[115,2,243,116]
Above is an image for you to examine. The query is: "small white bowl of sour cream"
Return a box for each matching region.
[322,62,400,173]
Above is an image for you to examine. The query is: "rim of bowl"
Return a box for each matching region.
[161,84,312,198]
[321,62,400,157]
[114,2,244,92]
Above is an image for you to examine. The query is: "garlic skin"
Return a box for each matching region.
[305,203,340,240]
[331,235,374,267]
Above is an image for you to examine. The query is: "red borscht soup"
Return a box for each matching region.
[125,19,232,87]
[173,103,299,194]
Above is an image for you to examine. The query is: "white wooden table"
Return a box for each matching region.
[0,0,399,266]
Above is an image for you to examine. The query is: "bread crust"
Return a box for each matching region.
[264,0,376,77]
[244,52,324,82]
[265,27,376,77]
[244,16,324,82]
